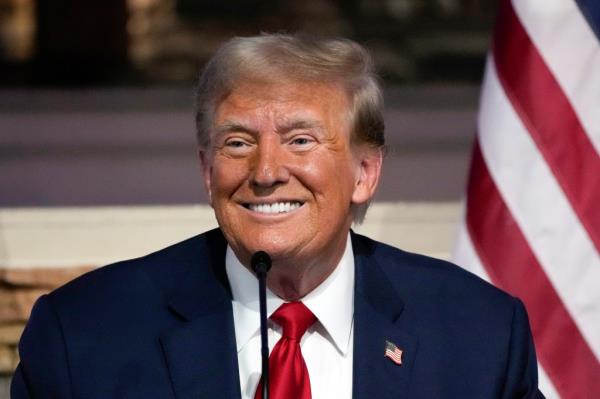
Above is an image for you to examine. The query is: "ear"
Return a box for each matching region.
[351,147,383,205]
[198,149,213,205]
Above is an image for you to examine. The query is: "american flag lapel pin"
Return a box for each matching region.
[384,340,403,365]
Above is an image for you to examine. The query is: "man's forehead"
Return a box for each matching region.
[214,83,349,127]
[222,79,347,106]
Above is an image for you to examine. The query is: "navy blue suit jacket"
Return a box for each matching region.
[12,229,544,398]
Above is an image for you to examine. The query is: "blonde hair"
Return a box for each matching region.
[195,33,385,151]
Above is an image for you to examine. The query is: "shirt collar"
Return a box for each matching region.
[226,234,355,355]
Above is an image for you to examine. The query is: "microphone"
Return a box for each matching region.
[251,251,272,399]
[251,250,271,276]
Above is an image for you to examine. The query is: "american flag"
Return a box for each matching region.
[453,1,600,398]
[384,340,403,365]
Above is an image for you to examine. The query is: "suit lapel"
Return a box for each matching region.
[159,230,242,399]
[157,230,419,398]
[160,304,240,399]
[352,233,418,399]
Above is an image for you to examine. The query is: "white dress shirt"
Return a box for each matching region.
[226,234,355,399]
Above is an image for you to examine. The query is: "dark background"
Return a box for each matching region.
[0,0,496,86]
[0,0,497,206]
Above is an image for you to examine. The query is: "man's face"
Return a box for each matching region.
[200,80,381,275]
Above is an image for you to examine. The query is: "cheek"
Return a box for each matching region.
[293,154,356,197]
[210,158,248,196]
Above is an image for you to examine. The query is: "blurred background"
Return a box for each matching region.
[1,0,494,86]
[0,0,496,394]
[0,0,497,207]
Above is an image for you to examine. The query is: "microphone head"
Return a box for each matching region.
[251,251,272,275]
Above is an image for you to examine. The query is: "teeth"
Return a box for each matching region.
[249,202,302,214]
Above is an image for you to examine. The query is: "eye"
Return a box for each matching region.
[220,136,255,156]
[226,139,249,148]
[292,137,310,145]
[288,135,316,151]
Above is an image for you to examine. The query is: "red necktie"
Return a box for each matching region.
[254,302,317,399]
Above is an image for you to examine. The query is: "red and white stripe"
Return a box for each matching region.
[453,1,600,397]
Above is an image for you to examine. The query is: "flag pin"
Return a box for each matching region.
[384,340,403,365]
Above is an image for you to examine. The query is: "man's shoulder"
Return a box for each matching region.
[47,228,226,310]
[352,232,516,310]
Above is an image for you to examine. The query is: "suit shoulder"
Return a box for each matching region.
[352,232,515,306]
[48,229,224,309]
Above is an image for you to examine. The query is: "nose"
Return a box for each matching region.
[250,136,290,187]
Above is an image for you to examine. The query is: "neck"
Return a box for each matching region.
[265,263,334,301]
[263,236,349,301]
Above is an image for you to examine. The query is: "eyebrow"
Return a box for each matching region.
[214,121,258,136]
[215,119,324,136]
[276,119,324,135]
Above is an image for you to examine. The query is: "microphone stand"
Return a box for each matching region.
[251,251,272,399]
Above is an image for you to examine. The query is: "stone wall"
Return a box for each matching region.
[0,267,94,374]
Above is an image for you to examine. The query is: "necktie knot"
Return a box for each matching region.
[271,302,316,340]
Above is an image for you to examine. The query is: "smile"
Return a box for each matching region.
[244,201,303,214]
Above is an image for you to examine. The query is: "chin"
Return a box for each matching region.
[245,234,297,257]
[229,231,302,265]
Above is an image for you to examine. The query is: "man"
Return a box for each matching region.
[12,34,544,398]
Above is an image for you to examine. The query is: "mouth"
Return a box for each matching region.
[243,201,304,214]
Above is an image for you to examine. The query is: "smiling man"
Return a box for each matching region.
[203,77,380,300]
[13,34,544,398]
